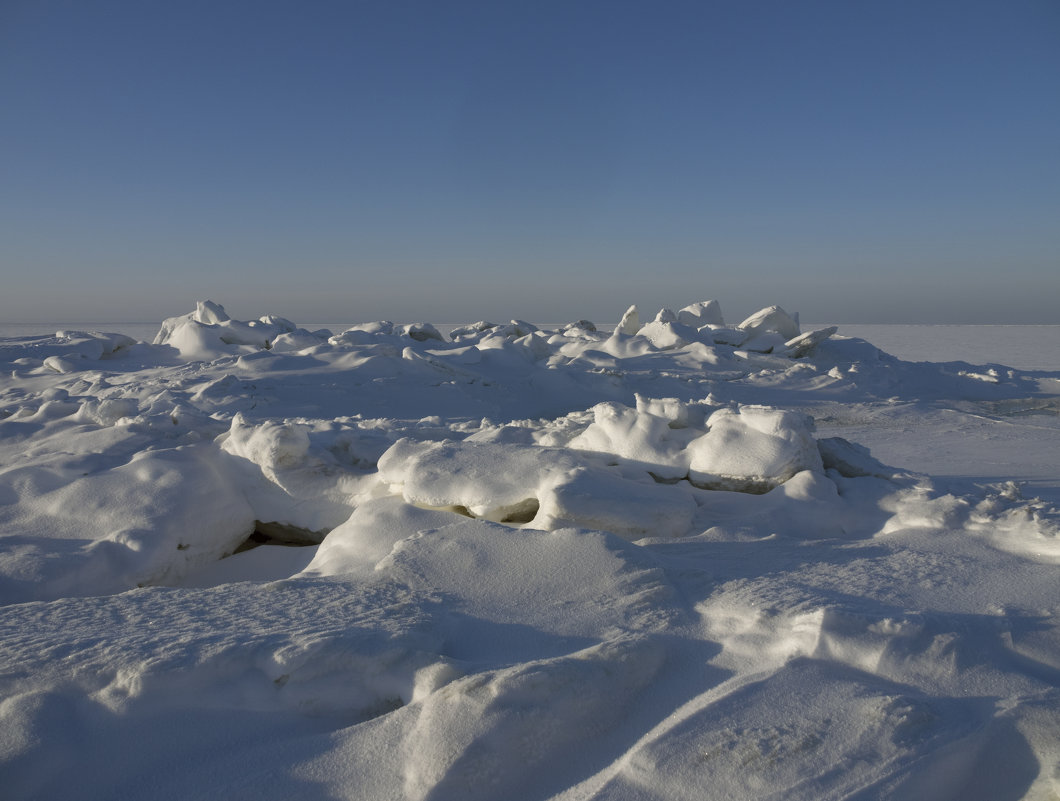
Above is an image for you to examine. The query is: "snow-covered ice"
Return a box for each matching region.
[1,300,1058,800]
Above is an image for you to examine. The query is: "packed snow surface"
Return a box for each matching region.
[1,300,1058,800]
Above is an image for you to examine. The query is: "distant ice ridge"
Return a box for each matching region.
[145,298,831,360]
[2,297,1060,801]
[0,298,844,600]
[1,296,1055,602]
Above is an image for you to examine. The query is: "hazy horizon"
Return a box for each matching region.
[2,1,1058,324]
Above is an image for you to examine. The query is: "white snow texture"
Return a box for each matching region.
[1,299,1059,801]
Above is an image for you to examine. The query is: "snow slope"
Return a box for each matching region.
[1,300,1058,800]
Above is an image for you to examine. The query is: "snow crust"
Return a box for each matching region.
[2,299,1059,800]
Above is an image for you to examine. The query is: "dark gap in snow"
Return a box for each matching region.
[410,502,475,518]
[648,471,685,485]
[687,477,774,495]
[647,470,777,494]
[412,500,540,525]
[499,498,540,524]
[233,520,329,553]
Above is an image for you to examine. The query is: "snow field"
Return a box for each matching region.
[1,299,1059,800]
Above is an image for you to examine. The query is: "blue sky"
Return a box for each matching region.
[2,0,1058,324]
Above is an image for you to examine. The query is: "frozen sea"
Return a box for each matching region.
[3,322,1059,370]
[1,303,1058,801]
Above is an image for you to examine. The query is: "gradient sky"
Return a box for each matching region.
[2,0,1058,325]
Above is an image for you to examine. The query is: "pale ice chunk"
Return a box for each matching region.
[269,329,327,352]
[257,314,297,332]
[508,319,539,337]
[595,330,658,358]
[378,437,696,538]
[475,320,539,342]
[545,468,696,539]
[513,330,553,361]
[53,330,137,356]
[784,325,839,358]
[220,414,363,534]
[152,300,232,353]
[76,397,140,426]
[567,400,824,495]
[342,320,394,335]
[678,299,725,328]
[159,319,239,359]
[0,444,255,602]
[328,325,392,347]
[222,414,312,477]
[564,319,597,333]
[687,406,823,492]
[737,304,801,340]
[568,401,694,480]
[193,299,231,324]
[42,355,80,373]
[617,304,641,336]
[634,394,711,429]
[152,300,292,359]
[448,320,498,341]
[1,330,136,373]
[399,322,444,342]
[637,320,702,351]
[377,438,577,522]
[304,497,458,578]
[214,320,277,349]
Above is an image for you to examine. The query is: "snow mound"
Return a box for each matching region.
[378,437,697,539]
[687,406,823,492]
[678,298,725,328]
[569,400,823,493]
[153,300,320,359]
[737,303,801,340]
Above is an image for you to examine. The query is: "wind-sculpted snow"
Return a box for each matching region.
[1,300,1059,800]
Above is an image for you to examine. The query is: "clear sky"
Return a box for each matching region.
[2,0,1058,325]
